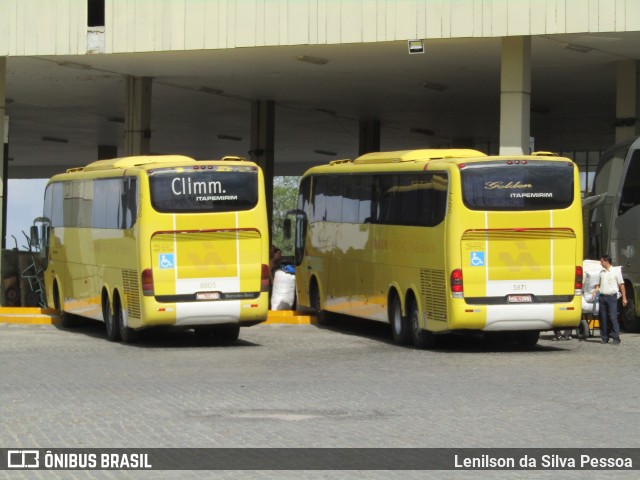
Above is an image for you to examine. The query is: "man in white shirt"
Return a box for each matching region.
[592,254,627,345]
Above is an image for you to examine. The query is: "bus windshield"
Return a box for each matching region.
[461,160,574,211]
[149,167,258,213]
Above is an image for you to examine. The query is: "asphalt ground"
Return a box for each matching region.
[2,316,639,480]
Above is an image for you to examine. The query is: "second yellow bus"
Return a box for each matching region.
[289,149,583,347]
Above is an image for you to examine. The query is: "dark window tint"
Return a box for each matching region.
[48,178,138,229]
[341,176,360,223]
[149,168,258,213]
[310,176,327,222]
[461,161,574,210]
[307,171,448,227]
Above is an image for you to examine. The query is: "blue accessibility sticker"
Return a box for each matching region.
[470,251,485,267]
[159,253,175,269]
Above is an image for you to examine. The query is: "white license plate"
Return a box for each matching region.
[508,294,532,303]
[196,292,220,300]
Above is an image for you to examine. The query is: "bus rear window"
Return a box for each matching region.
[461,161,574,210]
[149,168,258,213]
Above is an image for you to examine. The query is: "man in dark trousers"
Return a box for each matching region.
[592,255,627,345]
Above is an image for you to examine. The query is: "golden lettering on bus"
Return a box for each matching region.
[484,181,533,190]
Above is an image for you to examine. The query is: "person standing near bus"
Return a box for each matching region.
[593,255,627,345]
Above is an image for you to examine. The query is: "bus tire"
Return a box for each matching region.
[310,280,330,326]
[116,298,139,343]
[409,300,436,349]
[216,324,240,342]
[54,284,77,328]
[515,330,540,347]
[622,296,639,332]
[104,298,121,342]
[390,296,411,346]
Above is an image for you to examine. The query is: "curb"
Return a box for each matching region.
[0,307,314,326]
[0,307,60,325]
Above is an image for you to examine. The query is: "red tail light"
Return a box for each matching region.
[142,268,154,296]
[261,264,270,292]
[575,266,583,292]
[451,268,464,298]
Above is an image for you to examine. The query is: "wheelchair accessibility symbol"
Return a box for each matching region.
[470,251,485,266]
[159,253,175,269]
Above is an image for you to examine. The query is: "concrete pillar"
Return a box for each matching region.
[359,119,380,155]
[98,145,118,160]
[615,60,640,143]
[499,37,531,155]
[124,77,152,156]
[250,100,275,237]
[1,57,6,257]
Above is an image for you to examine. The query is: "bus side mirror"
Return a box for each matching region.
[283,219,292,240]
[29,225,40,248]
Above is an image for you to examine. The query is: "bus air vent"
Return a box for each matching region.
[122,269,141,320]
[420,269,447,321]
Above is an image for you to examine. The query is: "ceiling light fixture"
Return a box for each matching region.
[408,39,425,54]
[217,134,243,141]
[296,55,329,65]
[198,86,224,95]
[314,108,337,116]
[56,61,92,70]
[423,82,447,92]
[559,43,592,53]
[42,136,69,143]
[314,149,337,156]
[410,127,434,136]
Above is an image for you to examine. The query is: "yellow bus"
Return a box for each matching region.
[37,155,270,343]
[288,149,583,348]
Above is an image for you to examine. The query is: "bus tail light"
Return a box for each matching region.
[451,269,464,298]
[142,268,155,296]
[575,265,583,295]
[261,264,270,292]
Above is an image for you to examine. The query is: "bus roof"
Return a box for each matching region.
[73,155,196,172]
[64,155,255,174]
[353,149,486,164]
[302,149,573,176]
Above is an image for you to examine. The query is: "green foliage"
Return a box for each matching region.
[271,176,300,257]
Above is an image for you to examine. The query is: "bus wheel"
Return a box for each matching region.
[310,281,330,326]
[409,301,436,349]
[390,296,411,346]
[622,297,639,332]
[515,330,539,347]
[104,299,121,342]
[216,324,240,342]
[55,284,77,328]
[117,301,139,343]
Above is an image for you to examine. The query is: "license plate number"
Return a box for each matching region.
[197,292,220,300]
[508,294,532,303]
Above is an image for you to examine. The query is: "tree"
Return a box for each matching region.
[271,176,300,258]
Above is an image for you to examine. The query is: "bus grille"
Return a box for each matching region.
[420,269,447,321]
[122,269,141,320]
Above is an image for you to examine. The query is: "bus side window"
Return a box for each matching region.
[619,150,640,216]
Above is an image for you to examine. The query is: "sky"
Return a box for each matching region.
[5,179,48,251]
